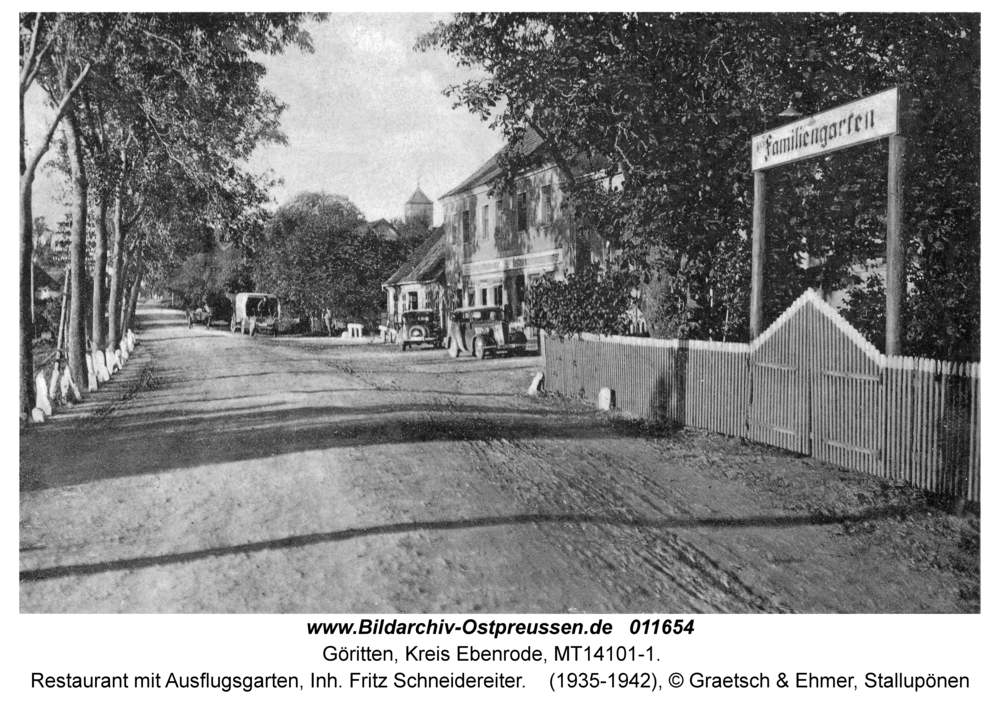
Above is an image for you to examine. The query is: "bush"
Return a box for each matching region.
[527,263,638,336]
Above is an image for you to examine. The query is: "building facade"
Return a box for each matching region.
[439,133,592,328]
[382,227,446,329]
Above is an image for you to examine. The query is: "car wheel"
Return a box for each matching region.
[448,337,460,358]
[473,336,486,360]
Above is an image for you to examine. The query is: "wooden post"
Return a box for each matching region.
[886,134,906,356]
[750,170,767,339]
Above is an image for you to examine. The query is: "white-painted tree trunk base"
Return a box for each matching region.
[94,351,109,382]
[85,354,99,391]
[60,365,81,403]
[106,348,121,374]
[31,407,46,423]
[528,372,545,396]
[35,372,52,417]
[598,387,616,411]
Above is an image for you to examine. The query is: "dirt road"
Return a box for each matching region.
[19,303,978,613]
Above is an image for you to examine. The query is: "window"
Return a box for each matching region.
[480,288,488,306]
[461,209,471,244]
[514,275,526,318]
[467,290,475,307]
[482,204,490,238]
[493,285,503,308]
[408,292,418,311]
[517,192,527,232]
[541,185,552,224]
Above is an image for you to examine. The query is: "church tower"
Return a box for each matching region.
[404,186,434,225]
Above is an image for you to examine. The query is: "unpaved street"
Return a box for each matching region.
[20,303,978,613]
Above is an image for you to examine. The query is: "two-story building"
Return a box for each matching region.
[439,130,598,329]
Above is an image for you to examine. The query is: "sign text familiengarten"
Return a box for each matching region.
[751,88,899,171]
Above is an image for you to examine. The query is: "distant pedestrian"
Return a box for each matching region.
[323,308,333,337]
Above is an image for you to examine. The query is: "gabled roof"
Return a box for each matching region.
[383,227,446,287]
[368,218,400,241]
[405,231,446,284]
[406,187,433,205]
[440,129,615,200]
[440,129,547,200]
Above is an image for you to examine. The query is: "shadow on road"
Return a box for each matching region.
[19,505,904,583]
[20,401,660,492]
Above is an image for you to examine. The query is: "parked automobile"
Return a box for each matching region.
[231,292,280,336]
[398,309,443,351]
[445,306,528,359]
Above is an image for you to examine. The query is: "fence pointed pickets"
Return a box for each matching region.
[543,289,980,503]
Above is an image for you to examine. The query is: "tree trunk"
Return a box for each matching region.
[64,111,89,388]
[19,23,91,415]
[107,195,126,346]
[92,194,109,349]
[123,262,144,335]
[19,163,36,418]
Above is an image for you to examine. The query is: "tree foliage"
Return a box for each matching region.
[527,263,637,337]
[19,12,321,416]
[421,13,980,360]
[254,192,405,324]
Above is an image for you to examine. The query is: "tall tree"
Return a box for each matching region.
[19,13,91,416]
[255,192,405,325]
[22,12,322,416]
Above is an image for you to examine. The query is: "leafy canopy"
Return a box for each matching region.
[421,13,979,359]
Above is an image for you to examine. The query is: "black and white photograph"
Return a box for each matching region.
[15,8,987,703]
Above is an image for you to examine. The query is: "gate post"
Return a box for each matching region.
[750,170,767,339]
[885,134,906,356]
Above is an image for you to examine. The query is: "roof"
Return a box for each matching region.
[368,219,400,240]
[383,227,446,287]
[440,129,547,200]
[405,187,433,205]
[440,129,613,200]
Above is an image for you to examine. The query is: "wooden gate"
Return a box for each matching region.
[746,297,812,454]
[747,290,885,470]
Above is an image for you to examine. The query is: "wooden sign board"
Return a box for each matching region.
[751,87,899,171]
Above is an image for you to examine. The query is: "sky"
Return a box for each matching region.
[248,13,506,224]
[24,13,507,229]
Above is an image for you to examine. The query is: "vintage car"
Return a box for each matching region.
[398,309,442,351]
[231,292,280,336]
[446,306,528,359]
